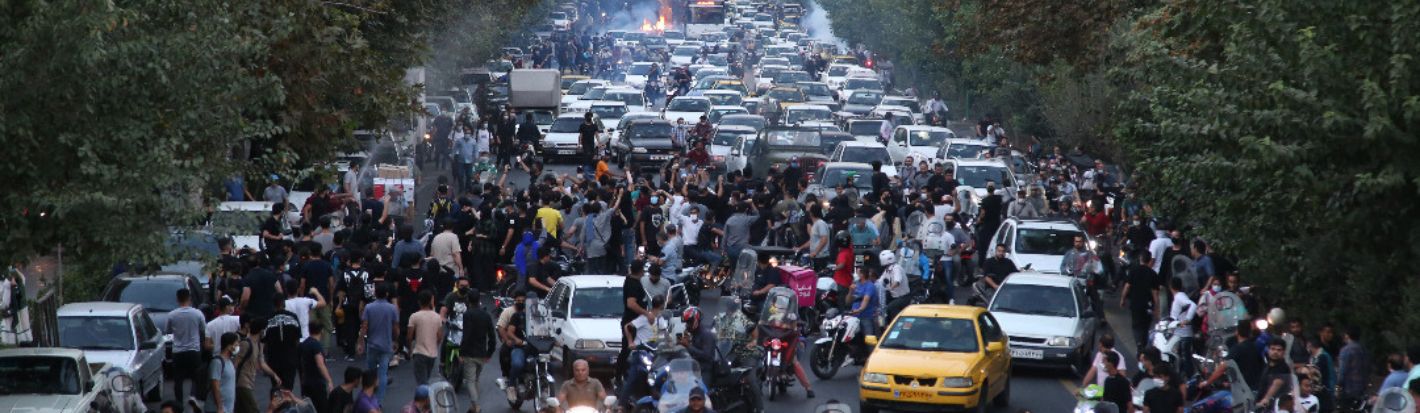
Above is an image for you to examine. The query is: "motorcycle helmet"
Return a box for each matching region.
[681,306,702,327]
[878,250,897,267]
[834,230,851,247]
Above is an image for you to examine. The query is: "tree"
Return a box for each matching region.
[1114,0,1420,345]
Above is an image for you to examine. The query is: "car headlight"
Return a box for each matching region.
[940,377,974,388]
[632,147,647,153]
[862,372,889,384]
[1046,336,1077,348]
[575,339,606,350]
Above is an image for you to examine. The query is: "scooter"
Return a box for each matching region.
[1148,317,1185,368]
[808,308,865,380]
[441,318,464,392]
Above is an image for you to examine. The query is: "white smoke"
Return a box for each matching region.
[600,1,664,33]
[802,0,846,48]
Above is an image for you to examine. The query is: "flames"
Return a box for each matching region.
[641,15,668,33]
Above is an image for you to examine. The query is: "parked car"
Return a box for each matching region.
[100,273,205,331]
[56,302,167,402]
[0,348,145,413]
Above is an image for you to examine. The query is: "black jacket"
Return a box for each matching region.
[460,307,497,358]
[517,121,541,144]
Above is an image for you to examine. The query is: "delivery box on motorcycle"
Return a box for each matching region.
[779,265,817,308]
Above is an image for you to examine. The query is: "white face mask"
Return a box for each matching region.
[232,345,241,355]
[1212,285,1222,293]
[1138,361,1146,372]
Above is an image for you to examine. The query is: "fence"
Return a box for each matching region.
[25,289,60,347]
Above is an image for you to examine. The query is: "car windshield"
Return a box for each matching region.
[840,147,892,164]
[878,316,979,352]
[106,279,185,312]
[798,83,832,97]
[818,168,873,190]
[844,78,880,90]
[885,99,921,113]
[955,165,1012,187]
[210,210,264,234]
[721,116,766,131]
[567,82,598,95]
[705,94,742,106]
[668,99,710,112]
[774,72,812,84]
[991,284,1078,318]
[590,105,627,120]
[607,93,644,107]
[766,89,804,102]
[849,120,886,136]
[549,118,582,133]
[550,12,566,19]
[847,92,883,105]
[582,87,608,100]
[619,116,658,129]
[528,111,556,125]
[765,130,820,147]
[828,66,851,76]
[706,54,728,65]
[59,316,134,350]
[909,130,952,147]
[786,109,830,123]
[664,31,685,40]
[713,131,745,146]
[819,135,854,153]
[946,143,991,159]
[1016,228,1081,255]
[0,356,83,395]
[628,123,674,142]
[629,64,654,75]
[673,47,699,56]
[710,108,746,121]
[571,288,623,318]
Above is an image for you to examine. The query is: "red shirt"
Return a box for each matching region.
[833,246,855,287]
[1083,211,1111,236]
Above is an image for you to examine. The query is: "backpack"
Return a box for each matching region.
[429,198,454,221]
[921,220,950,256]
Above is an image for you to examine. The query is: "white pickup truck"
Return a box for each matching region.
[0,348,144,413]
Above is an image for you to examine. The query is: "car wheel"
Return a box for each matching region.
[859,402,879,413]
[993,375,1010,407]
[975,381,990,413]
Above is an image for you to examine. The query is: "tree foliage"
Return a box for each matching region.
[1114,0,1420,346]
[0,0,537,298]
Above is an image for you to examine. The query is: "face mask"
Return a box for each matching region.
[1152,378,1165,387]
[651,196,660,204]
[1138,361,1145,371]
[1211,285,1222,293]
[690,213,699,221]
[514,302,526,312]
[1132,220,1141,226]
[232,345,241,355]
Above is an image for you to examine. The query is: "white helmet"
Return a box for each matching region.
[878,250,897,267]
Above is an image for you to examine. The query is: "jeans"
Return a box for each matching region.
[1130,308,1152,352]
[686,245,721,267]
[461,357,486,407]
[412,354,436,386]
[365,347,393,404]
[622,229,637,268]
[172,351,204,408]
[509,347,527,380]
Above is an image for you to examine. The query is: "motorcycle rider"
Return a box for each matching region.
[979,244,1019,291]
[1061,235,1104,317]
[750,295,816,399]
[831,231,856,309]
[680,307,717,384]
[670,388,715,413]
[620,295,668,404]
[878,250,911,325]
[496,290,529,395]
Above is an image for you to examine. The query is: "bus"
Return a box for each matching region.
[686,0,726,37]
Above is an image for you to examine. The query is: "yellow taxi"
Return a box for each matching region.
[858,305,1011,413]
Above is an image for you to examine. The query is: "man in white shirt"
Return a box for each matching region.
[284,283,325,341]
[1147,228,1173,273]
[205,297,241,349]
[879,251,911,323]
[879,114,895,143]
[1168,277,1198,376]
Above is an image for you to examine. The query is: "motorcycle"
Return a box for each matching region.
[635,358,710,413]
[441,317,464,391]
[565,396,619,413]
[622,312,686,412]
[808,308,866,380]
[758,287,802,401]
[1148,317,1188,370]
[498,309,558,411]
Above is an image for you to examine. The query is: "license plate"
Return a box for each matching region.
[557,150,576,155]
[769,353,781,366]
[894,390,932,400]
[1011,348,1044,360]
[650,155,671,160]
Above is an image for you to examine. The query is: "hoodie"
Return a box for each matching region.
[513,231,539,284]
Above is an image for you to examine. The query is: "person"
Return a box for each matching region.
[1381,353,1410,391]
[1200,320,1265,392]
[673,388,715,413]
[578,113,601,170]
[536,195,564,239]
[496,290,528,386]
[1060,235,1097,278]
[1081,334,1128,388]
[285,282,325,341]
[233,315,278,413]
[679,307,716,371]
[1337,327,1370,408]
[847,267,880,343]
[878,250,910,324]
[454,129,477,192]
[1305,335,1336,412]
[459,295,497,411]
[1141,367,1183,413]
[430,221,465,278]
[265,296,302,390]
[407,291,443,386]
[832,231,856,308]
[166,288,208,409]
[624,295,668,348]
[618,261,651,377]
[299,323,333,413]
[558,360,608,412]
[879,113,894,143]
[353,370,381,413]
[358,284,400,404]
[330,367,362,413]
[208,333,239,413]
[264,176,290,204]
[242,257,283,321]
[980,244,1018,290]
[1296,375,1320,413]
[749,252,781,307]
[1146,227,1173,274]
[1257,338,1294,410]
[649,224,684,277]
[1100,351,1133,413]
[206,296,241,354]
[1167,277,1197,377]
[401,385,432,413]
[1406,345,1420,390]
[1120,251,1160,350]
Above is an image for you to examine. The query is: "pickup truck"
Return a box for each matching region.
[0,348,144,413]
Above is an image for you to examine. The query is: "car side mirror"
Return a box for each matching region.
[864,335,879,346]
[986,341,1005,353]
[140,340,158,350]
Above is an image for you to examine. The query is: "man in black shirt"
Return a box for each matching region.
[1120,251,1160,350]
[261,203,285,251]
[618,261,650,377]
[750,252,781,307]
[979,244,1018,290]
[870,161,890,200]
[265,296,302,390]
[1201,320,1265,393]
[578,113,600,171]
[1256,338,1293,410]
[527,246,556,299]
[242,256,284,321]
[459,297,497,399]
[1101,351,1132,413]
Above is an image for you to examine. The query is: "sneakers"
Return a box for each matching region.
[495,377,508,390]
[186,396,202,413]
[806,389,816,399]
[389,357,401,367]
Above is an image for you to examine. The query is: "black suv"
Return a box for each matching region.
[613,119,681,171]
